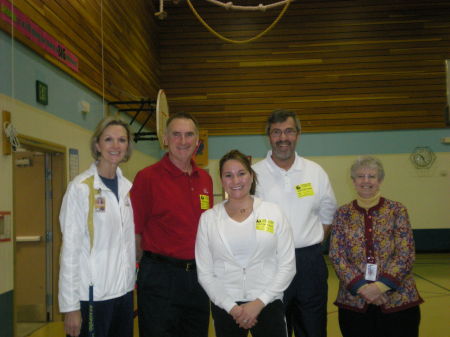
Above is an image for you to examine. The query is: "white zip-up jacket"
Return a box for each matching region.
[195,197,296,313]
[58,163,136,313]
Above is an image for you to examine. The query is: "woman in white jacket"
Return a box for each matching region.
[195,150,296,337]
[58,116,136,337]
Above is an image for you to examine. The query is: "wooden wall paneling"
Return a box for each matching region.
[157,0,450,135]
[2,0,161,129]
[43,2,103,92]
[3,0,449,135]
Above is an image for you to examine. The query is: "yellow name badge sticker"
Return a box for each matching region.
[295,183,314,198]
[256,219,274,234]
[199,195,210,210]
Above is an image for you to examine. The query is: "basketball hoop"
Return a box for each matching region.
[156,89,169,149]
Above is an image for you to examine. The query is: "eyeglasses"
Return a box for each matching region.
[269,128,298,137]
[355,174,378,180]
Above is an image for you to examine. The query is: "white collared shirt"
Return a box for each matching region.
[253,151,337,248]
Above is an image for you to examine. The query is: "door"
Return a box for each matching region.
[13,148,66,324]
[14,151,47,322]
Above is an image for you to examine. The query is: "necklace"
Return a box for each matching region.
[226,199,253,215]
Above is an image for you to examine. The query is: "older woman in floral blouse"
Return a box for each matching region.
[329,156,423,337]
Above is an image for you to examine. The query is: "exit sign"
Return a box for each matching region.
[36,80,48,105]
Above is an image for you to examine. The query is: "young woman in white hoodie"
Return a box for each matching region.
[195,149,296,337]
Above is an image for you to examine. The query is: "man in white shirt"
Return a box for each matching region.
[252,109,337,337]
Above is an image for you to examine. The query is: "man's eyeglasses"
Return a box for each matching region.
[269,128,298,137]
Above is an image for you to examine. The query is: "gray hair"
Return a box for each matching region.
[265,109,301,135]
[350,156,385,181]
[166,112,199,135]
[90,116,133,162]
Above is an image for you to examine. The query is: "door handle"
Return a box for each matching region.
[16,235,41,242]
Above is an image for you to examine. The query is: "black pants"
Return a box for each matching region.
[338,305,421,337]
[77,291,133,337]
[137,254,210,337]
[284,244,328,337]
[211,300,287,337]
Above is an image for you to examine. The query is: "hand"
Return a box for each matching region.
[322,224,332,240]
[64,310,82,337]
[230,304,253,329]
[372,293,388,306]
[229,304,243,320]
[358,283,384,304]
[236,299,265,329]
[230,305,253,329]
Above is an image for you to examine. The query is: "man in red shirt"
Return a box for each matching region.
[131,112,213,337]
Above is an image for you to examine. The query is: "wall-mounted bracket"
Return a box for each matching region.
[108,99,157,143]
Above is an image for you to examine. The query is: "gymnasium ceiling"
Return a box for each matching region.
[2,0,449,136]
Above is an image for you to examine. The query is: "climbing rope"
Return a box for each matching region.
[186,0,292,44]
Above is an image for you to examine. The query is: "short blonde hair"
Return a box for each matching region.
[90,116,133,162]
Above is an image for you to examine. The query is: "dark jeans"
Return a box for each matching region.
[284,243,328,337]
[338,305,421,337]
[211,300,287,337]
[137,253,210,337]
[77,291,133,337]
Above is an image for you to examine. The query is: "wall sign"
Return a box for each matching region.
[193,129,208,168]
[36,80,48,105]
[69,148,79,181]
[0,0,79,72]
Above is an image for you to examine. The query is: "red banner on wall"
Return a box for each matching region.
[0,0,79,72]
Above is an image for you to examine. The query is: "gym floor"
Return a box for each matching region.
[25,253,450,337]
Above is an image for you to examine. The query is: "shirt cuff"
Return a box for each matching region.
[379,273,400,291]
[349,277,368,296]
[223,299,238,314]
[258,293,273,307]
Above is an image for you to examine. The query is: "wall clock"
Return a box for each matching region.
[410,146,436,169]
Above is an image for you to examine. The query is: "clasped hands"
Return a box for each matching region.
[357,283,388,306]
[230,299,265,330]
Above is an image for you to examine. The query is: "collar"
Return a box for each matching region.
[87,162,123,189]
[265,150,303,173]
[356,191,381,210]
[161,153,199,177]
[353,196,385,213]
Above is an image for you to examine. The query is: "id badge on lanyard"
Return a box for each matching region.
[95,189,105,213]
[365,263,378,281]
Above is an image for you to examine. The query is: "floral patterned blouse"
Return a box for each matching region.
[329,197,423,313]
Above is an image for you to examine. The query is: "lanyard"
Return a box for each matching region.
[88,285,95,337]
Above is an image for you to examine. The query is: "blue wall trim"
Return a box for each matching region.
[209,129,450,159]
[0,290,13,337]
[1,31,160,158]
